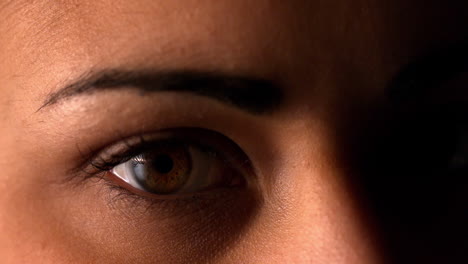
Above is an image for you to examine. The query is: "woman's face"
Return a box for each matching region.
[1,1,467,263]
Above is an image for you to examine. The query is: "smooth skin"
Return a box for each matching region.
[0,0,467,263]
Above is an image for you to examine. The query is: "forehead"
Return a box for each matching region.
[1,0,468,102]
[0,0,309,73]
[2,0,467,66]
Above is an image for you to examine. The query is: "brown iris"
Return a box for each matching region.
[135,144,192,194]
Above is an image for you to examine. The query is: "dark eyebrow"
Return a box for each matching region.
[39,70,283,114]
[388,40,468,104]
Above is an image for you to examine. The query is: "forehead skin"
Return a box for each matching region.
[1,0,467,116]
[0,0,467,263]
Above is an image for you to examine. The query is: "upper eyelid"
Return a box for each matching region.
[62,128,255,207]
[65,134,149,184]
[67,128,254,185]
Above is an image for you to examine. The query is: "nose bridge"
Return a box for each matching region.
[240,161,384,263]
[290,157,382,263]
[238,116,385,263]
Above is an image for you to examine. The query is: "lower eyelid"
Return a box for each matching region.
[101,170,253,217]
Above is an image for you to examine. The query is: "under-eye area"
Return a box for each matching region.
[60,128,263,261]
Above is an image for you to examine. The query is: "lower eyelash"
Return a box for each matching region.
[96,170,233,217]
[66,128,254,217]
[102,178,172,213]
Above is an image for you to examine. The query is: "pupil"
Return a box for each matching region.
[152,154,174,174]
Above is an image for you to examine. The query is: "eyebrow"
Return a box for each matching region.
[387,40,468,104]
[39,70,283,114]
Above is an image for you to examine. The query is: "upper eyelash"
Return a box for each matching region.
[64,134,148,186]
[67,128,254,193]
[61,128,257,219]
[85,133,226,176]
[82,135,152,174]
[68,137,199,208]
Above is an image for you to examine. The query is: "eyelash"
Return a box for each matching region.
[87,135,150,174]
[72,128,252,208]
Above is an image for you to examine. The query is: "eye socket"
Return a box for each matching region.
[355,105,468,227]
[448,123,468,172]
[105,129,250,196]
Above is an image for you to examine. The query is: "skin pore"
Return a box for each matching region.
[0,0,467,263]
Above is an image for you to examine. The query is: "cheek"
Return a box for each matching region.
[248,122,381,263]
[0,169,96,262]
[12,175,262,263]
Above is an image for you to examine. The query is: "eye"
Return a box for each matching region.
[103,129,250,196]
[356,104,468,231]
[448,124,468,172]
